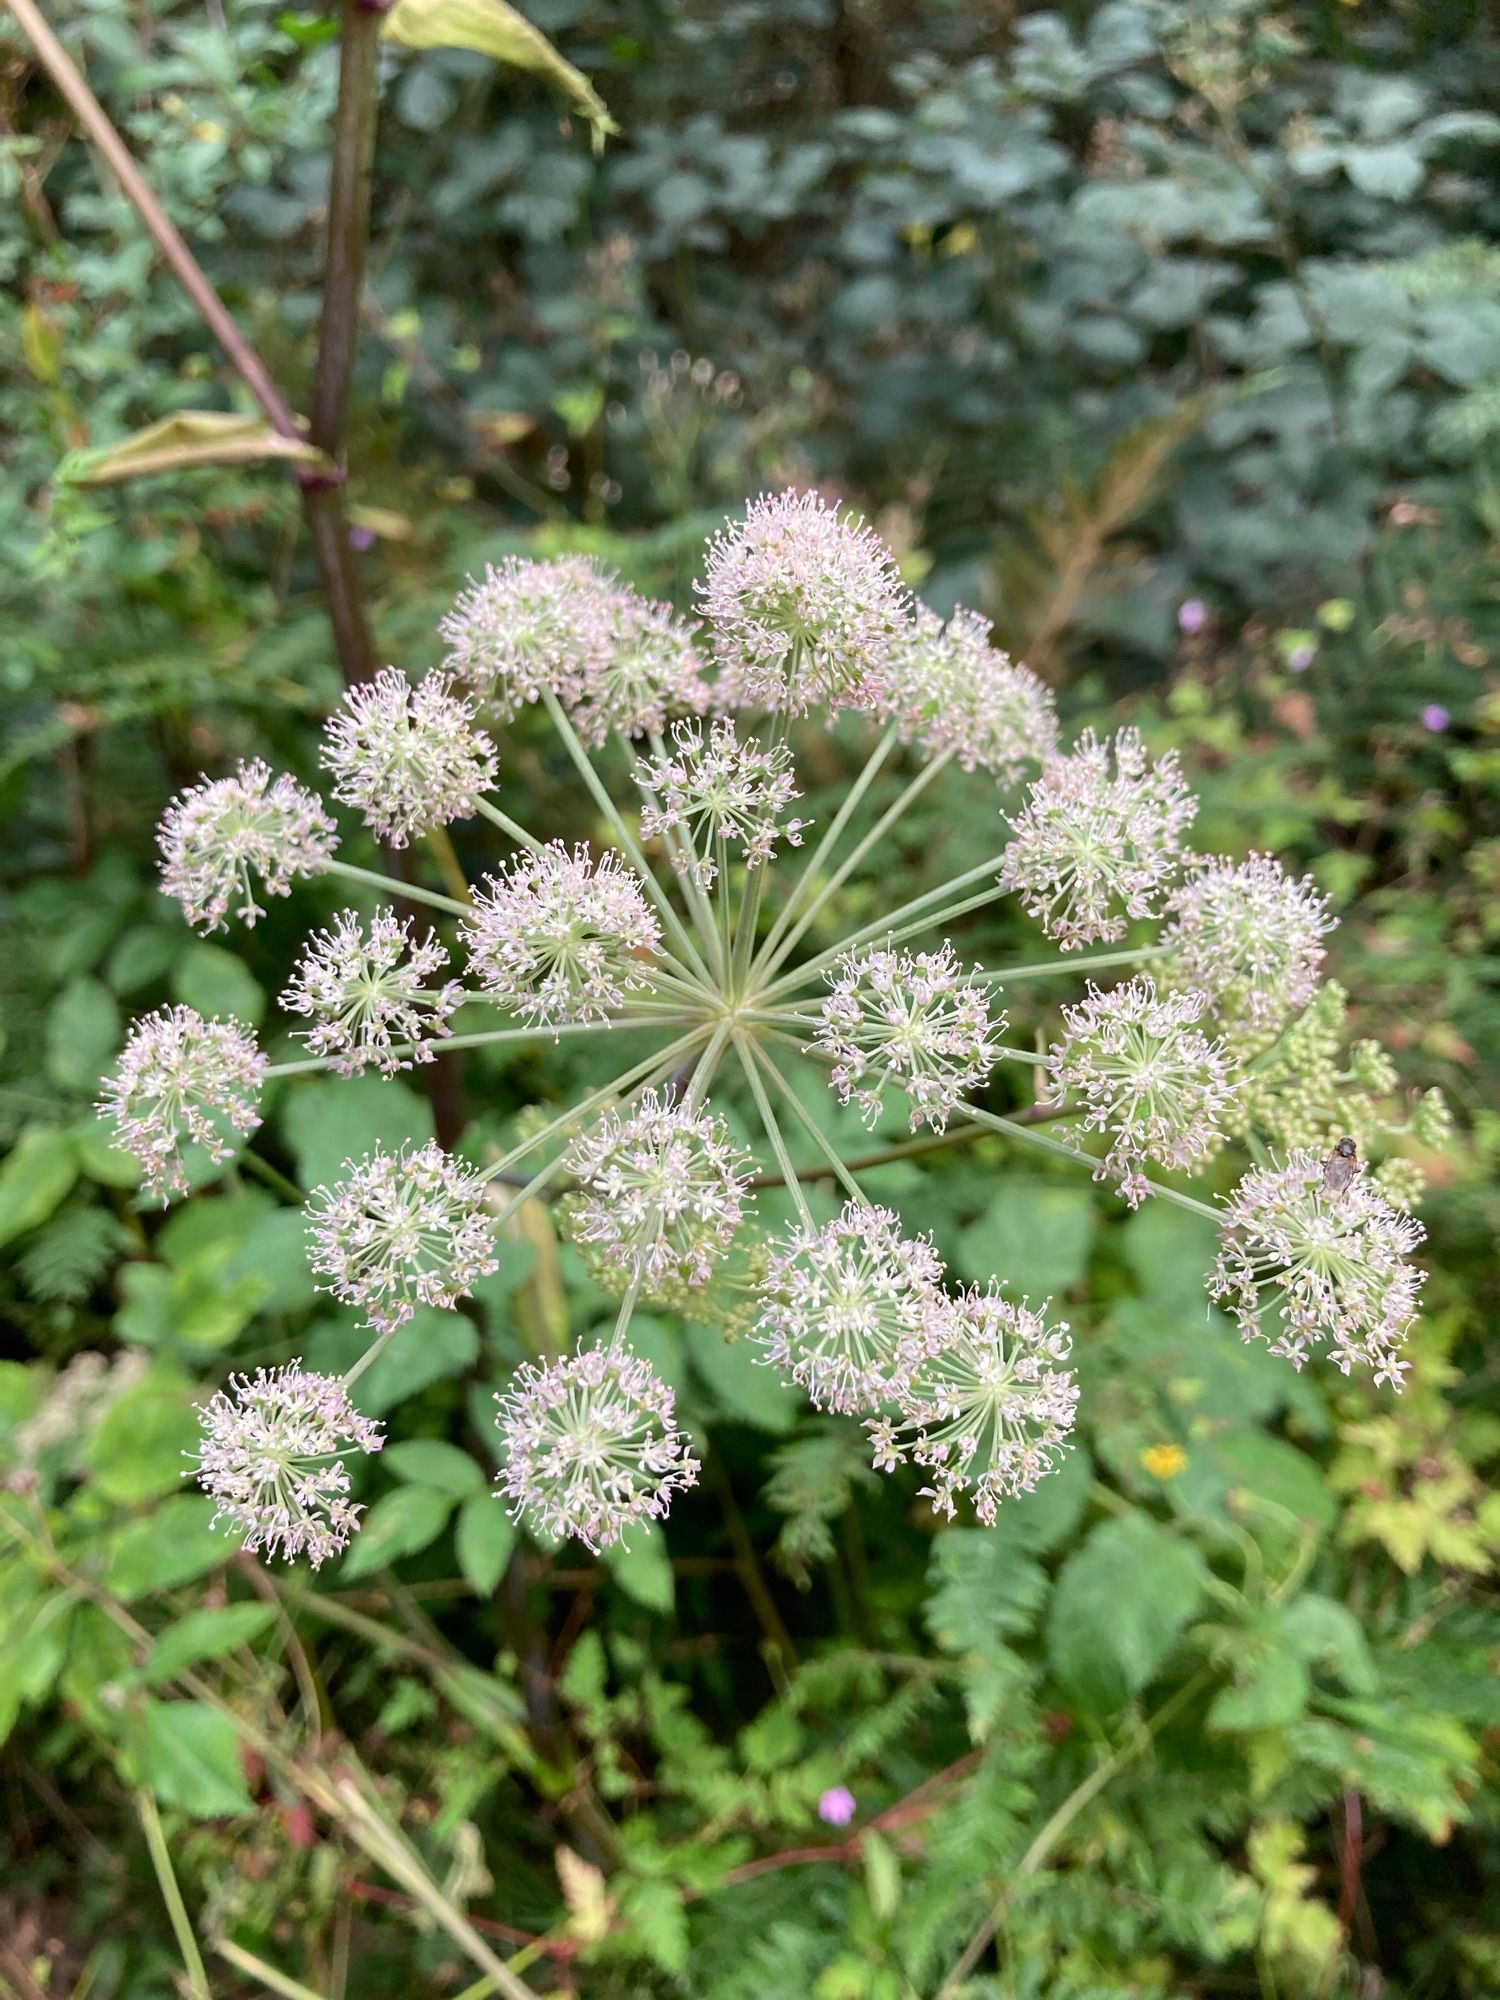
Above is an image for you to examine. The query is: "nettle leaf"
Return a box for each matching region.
[1047,1514,1207,1715]
[106,1496,231,1600]
[341,1486,455,1579]
[143,1604,277,1685]
[139,1699,254,1817]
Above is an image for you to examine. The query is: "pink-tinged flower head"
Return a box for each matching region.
[1163,853,1334,1032]
[565,1091,751,1299]
[99,1005,266,1203]
[321,668,496,848]
[869,1286,1077,1523]
[876,606,1058,783]
[157,759,337,932]
[564,587,711,747]
[1209,1149,1424,1387]
[818,1786,857,1827]
[698,490,912,714]
[460,843,661,1030]
[814,942,1001,1133]
[192,1361,384,1569]
[307,1141,499,1332]
[754,1201,946,1415]
[495,1345,699,1552]
[280,908,462,1075]
[440,556,709,742]
[1045,977,1231,1206]
[999,727,1196,948]
[634,716,809,886]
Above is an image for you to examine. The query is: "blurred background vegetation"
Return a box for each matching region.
[1,1,1497,1995]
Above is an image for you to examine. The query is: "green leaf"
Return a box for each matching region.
[384,1438,486,1497]
[0,1127,77,1248]
[172,942,266,1026]
[114,1243,273,1357]
[340,1485,454,1579]
[382,0,616,142]
[1208,1641,1311,1732]
[282,1074,432,1194]
[1279,1595,1378,1695]
[1047,1514,1207,1715]
[309,1306,479,1415]
[143,1605,277,1685]
[602,1523,675,1612]
[44,977,122,1092]
[956,1176,1096,1299]
[106,1496,232,1599]
[691,1331,799,1433]
[139,1699,254,1817]
[87,1376,200,1503]
[66,411,329,487]
[456,1492,515,1596]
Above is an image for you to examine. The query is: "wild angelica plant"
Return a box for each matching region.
[101,491,1446,1563]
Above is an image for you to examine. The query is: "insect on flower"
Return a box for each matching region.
[1321,1135,1360,1198]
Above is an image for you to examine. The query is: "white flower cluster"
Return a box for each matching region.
[95,491,1435,1573]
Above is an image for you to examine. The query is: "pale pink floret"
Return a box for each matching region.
[1045,976,1231,1206]
[869,1286,1077,1524]
[1209,1149,1423,1388]
[440,554,709,743]
[495,1346,699,1551]
[634,716,809,886]
[281,908,462,1075]
[1163,852,1334,1030]
[875,606,1058,783]
[460,842,661,1030]
[193,1361,384,1569]
[754,1201,947,1415]
[321,668,497,847]
[999,727,1196,948]
[158,759,337,932]
[698,489,912,715]
[565,1090,751,1296]
[814,941,1001,1133]
[307,1140,499,1333]
[99,1005,267,1202]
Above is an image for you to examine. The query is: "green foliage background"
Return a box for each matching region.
[1,1,1498,1995]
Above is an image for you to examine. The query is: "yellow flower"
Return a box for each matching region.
[1142,1443,1188,1479]
[191,120,226,143]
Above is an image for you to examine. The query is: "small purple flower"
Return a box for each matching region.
[818,1786,857,1827]
[1421,704,1450,733]
[348,524,377,552]
[1287,643,1316,673]
[1177,599,1209,636]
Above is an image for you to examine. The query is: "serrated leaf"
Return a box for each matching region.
[1047,1514,1206,1715]
[143,1605,277,1684]
[956,1176,1096,1299]
[106,1496,233,1599]
[456,1492,515,1596]
[382,0,616,141]
[340,1485,454,1578]
[1207,1644,1310,1732]
[66,412,329,487]
[139,1699,254,1816]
